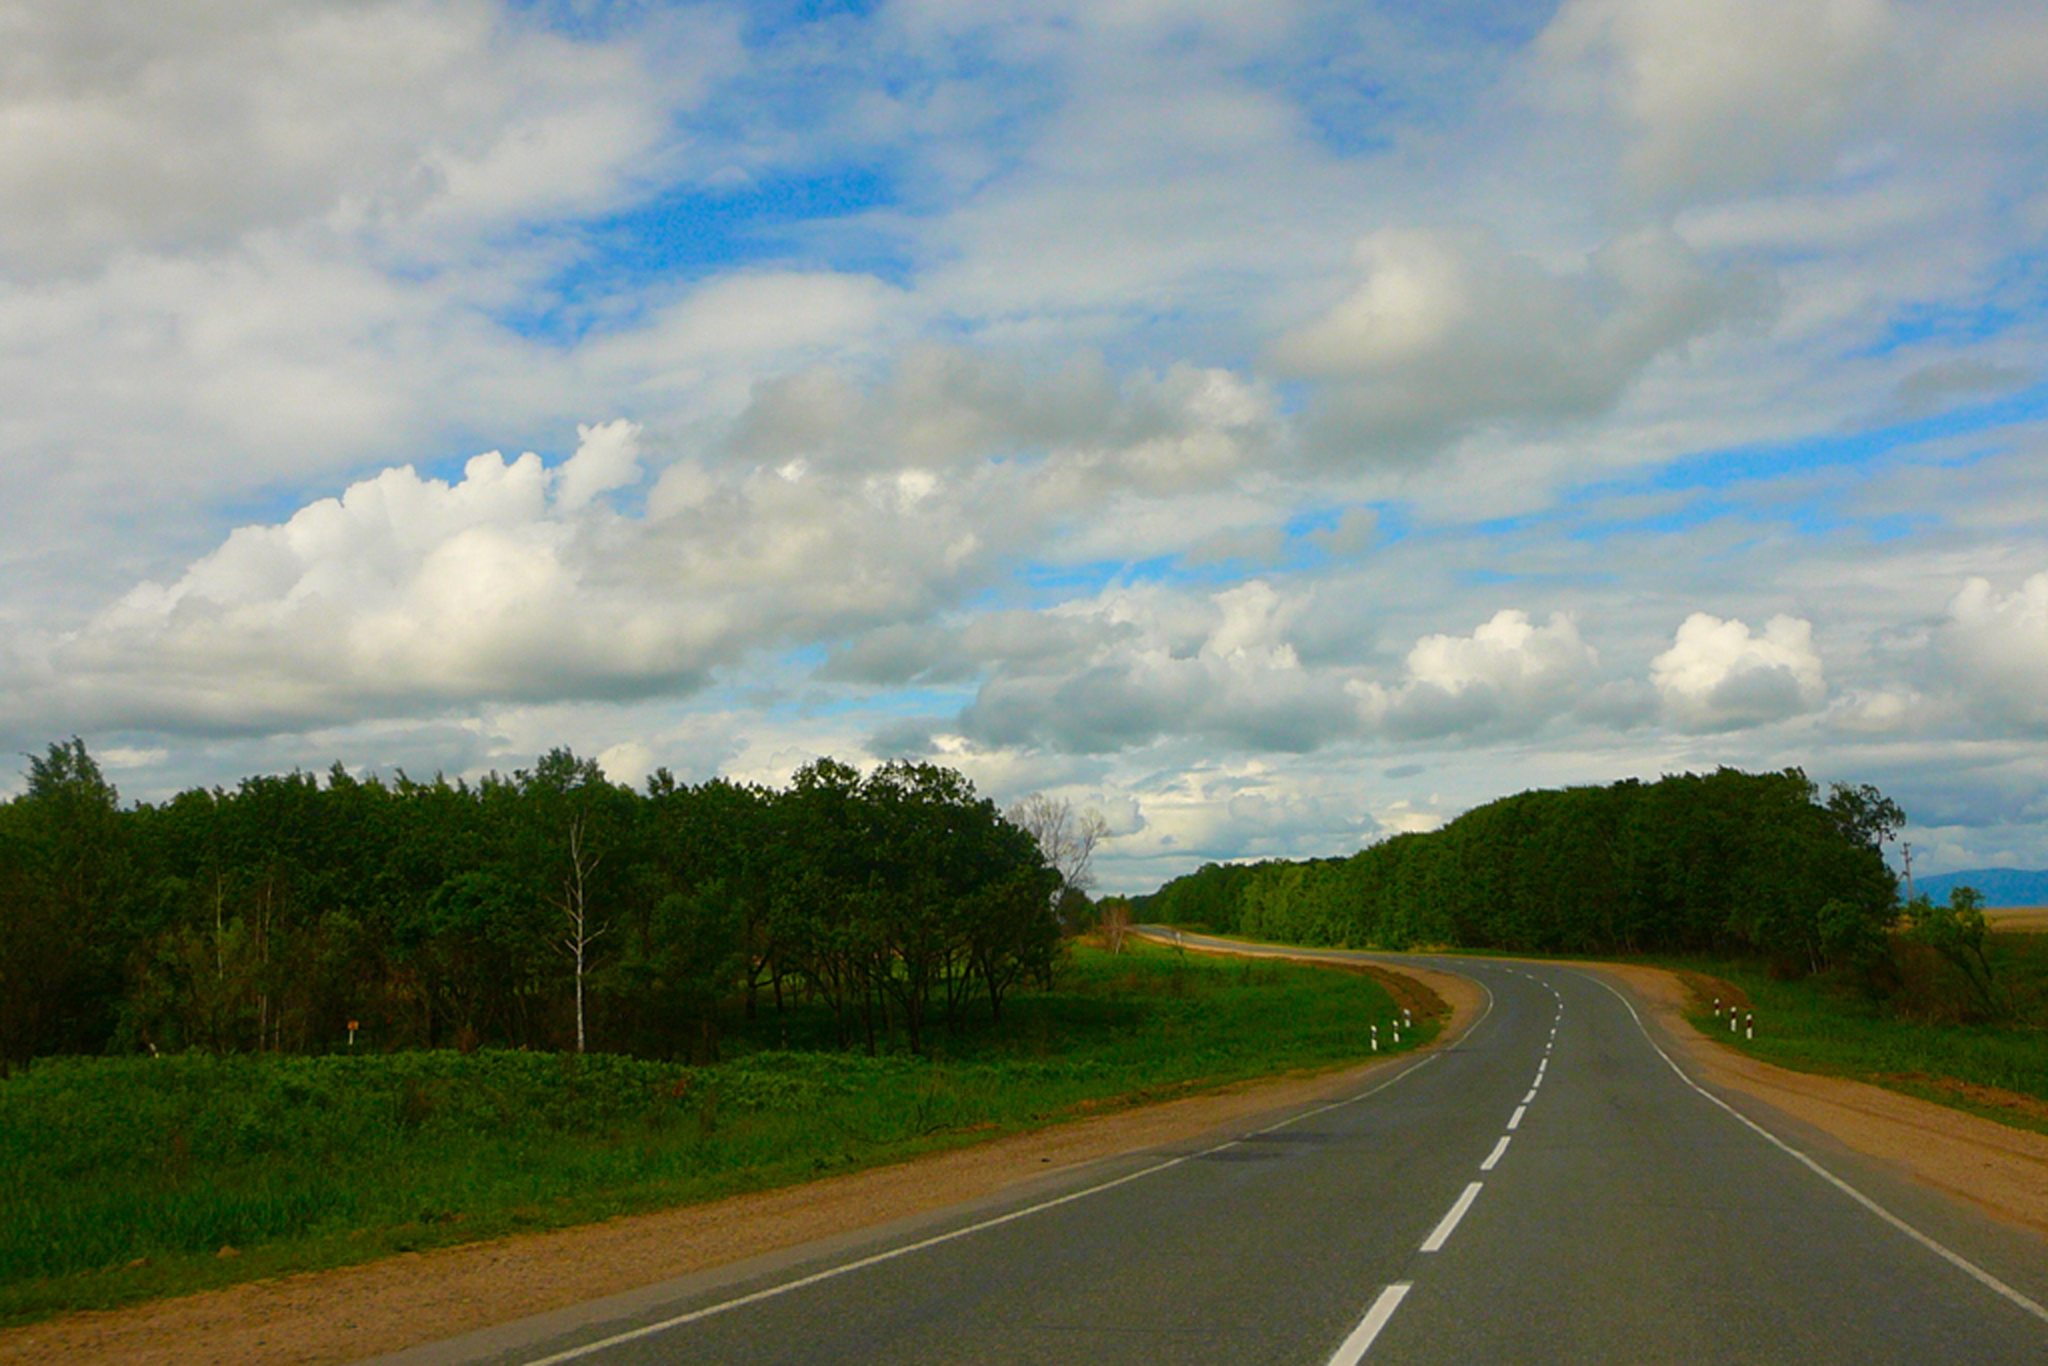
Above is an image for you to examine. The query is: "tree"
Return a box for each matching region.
[1905,887,2006,1019]
[1006,794,1110,911]
[516,749,627,1053]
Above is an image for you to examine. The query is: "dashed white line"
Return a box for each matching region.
[1421,1181,1485,1252]
[1480,1136,1512,1171]
[1507,1104,1528,1130]
[1326,1282,1411,1365]
[1522,1088,1537,1104]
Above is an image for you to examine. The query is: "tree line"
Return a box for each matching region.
[0,740,1070,1068]
[1139,768,1904,973]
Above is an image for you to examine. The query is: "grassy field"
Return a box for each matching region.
[1663,932,2048,1133]
[0,943,1423,1326]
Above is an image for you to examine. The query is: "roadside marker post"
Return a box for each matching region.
[1746,1013,1754,1040]
[1371,1024,1379,1053]
[347,1019,358,1049]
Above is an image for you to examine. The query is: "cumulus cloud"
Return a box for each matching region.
[1651,612,1827,731]
[953,581,1358,755]
[1274,226,1763,460]
[33,420,1012,733]
[1540,0,1899,200]
[920,595,1604,759]
[1353,610,1599,739]
[1942,572,2048,731]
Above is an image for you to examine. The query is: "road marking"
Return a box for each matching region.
[1421,1181,1485,1252]
[1328,1281,1411,1365]
[1522,1088,1537,1104]
[1581,972,2048,1329]
[1507,1104,1527,1130]
[515,984,1468,1366]
[1480,1136,1511,1171]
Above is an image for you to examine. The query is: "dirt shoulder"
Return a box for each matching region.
[1583,960,2048,1240]
[0,962,1482,1366]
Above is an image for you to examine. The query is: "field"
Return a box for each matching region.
[0,944,1421,1326]
[1668,932,2048,1132]
[1986,906,2048,933]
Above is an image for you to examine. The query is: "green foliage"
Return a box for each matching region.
[0,946,1413,1321]
[0,743,1062,1064]
[1137,768,1901,972]
[1903,886,2008,1019]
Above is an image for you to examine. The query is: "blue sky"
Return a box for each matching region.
[2,0,2045,890]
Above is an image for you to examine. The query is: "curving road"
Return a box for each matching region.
[366,935,2048,1366]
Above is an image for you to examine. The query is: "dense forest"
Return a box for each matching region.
[0,741,1064,1068]
[1138,768,1904,972]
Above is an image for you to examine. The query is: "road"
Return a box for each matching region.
[369,937,2048,1366]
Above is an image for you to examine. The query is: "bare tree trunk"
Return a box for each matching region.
[560,815,604,1054]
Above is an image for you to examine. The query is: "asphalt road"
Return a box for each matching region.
[371,938,2048,1366]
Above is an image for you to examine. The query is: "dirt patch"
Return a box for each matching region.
[1587,961,2048,1240]
[0,963,1480,1366]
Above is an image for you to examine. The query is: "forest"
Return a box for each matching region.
[0,740,1065,1068]
[1137,767,1905,973]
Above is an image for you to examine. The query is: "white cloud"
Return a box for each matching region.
[0,0,724,277]
[1651,612,1828,731]
[1942,572,2048,731]
[1540,0,1900,200]
[551,419,642,512]
[1353,610,1599,739]
[729,346,1277,500]
[29,420,1016,733]
[1274,226,1763,459]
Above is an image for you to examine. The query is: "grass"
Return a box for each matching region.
[1653,933,2048,1133]
[0,943,1428,1326]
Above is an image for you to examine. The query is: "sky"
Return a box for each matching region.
[2,0,2045,893]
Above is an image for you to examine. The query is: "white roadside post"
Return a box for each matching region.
[1371,1024,1379,1053]
[1746,1013,1754,1040]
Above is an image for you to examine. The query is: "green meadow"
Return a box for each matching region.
[1673,931,2048,1130]
[0,944,1422,1325]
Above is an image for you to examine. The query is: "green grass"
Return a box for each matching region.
[0,944,1423,1325]
[1656,934,2048,1129]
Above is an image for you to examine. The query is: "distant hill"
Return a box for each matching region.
[1912,868,2048,907]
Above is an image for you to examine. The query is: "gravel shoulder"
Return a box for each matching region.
[0,963,1481,1366]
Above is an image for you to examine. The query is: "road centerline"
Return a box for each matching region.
[1421,1181,1485,1252]
[1326,1282,1411,1366]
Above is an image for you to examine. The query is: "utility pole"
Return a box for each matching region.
[1902,841,1915,903]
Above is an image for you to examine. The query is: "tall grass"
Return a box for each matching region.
[0,944,1418,1324]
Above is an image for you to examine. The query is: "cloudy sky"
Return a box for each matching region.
[4,0,2045,890]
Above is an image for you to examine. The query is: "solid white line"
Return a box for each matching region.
[1480,1135,1511,1171]
[1578,971,2048,1328]
[518,1002,1478,1366]
[1420,1181,1485,1252]
[1326,1282,1411,1366]
[1507,1104,1527,1130]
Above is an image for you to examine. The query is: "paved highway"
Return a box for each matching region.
[371,939,2048,1365]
